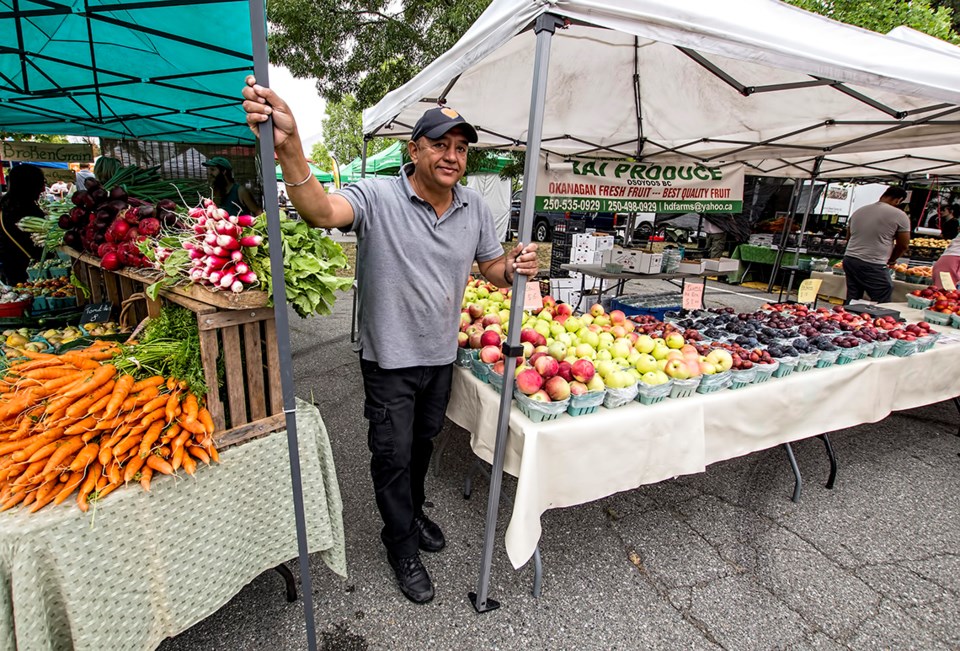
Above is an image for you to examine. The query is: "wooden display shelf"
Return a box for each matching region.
[60,246,284,447]
[60,246,270,310]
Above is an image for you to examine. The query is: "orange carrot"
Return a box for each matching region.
[64,416,99,436]
[53,471,84,505]
[64,379,115,419]
[68,443,100,472]
[12,429,65,462]
[182,393,199,423]
[61,364,115,400]
[92,481,120,501]
[208,446,220,463]
[139,465,153,492]
[130,376,165,393]
[171,445,185,471]
[41,436,85,475]
[197,408,215,435]
[20,367,79,381]
[76,462,103,512]
[180,418,206,436]
[164,391,180,424]
[138,421,165,458]
[0,490,25,512]
[146,454,174,476]
[166,376,177,392]
[187,445,210,465]
[104,374,135,418]
[123,454,146,483]
[13,459,48,486]
[112,434,142,460]
[105,460,121,485]
[181,454,197,476]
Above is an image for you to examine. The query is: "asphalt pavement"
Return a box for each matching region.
[159,278,960,651]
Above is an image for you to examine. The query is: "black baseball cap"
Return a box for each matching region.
[411,107,478,144]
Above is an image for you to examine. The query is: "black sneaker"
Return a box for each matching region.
[414,512,446,552]
[387,552,435,604]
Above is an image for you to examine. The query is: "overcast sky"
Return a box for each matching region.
[268,64,327,157]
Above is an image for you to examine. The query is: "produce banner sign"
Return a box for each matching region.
[1,141,93,163]
[535,157,744,213]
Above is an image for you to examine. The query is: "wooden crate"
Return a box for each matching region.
[61,247,286,445]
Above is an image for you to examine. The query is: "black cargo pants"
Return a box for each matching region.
[360,357,453,558]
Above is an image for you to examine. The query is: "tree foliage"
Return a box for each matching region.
[0,133,69,143]
[268,0,490,108]
[785,0,957,42]
[321,95,393,163]
[309,141,334,170]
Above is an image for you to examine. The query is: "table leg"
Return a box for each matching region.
[953,397,960,437]
[783,443,802,503]
[532,546,543,598]
[274,564,298,603]
[818,434,837,489]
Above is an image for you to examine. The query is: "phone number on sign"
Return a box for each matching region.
[605,200,657,212]
[540,198,602,212]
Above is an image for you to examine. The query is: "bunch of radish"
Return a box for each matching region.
[179,199,262,293]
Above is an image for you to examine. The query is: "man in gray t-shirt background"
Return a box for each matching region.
[242,76,539,604]
[842,186,910,303]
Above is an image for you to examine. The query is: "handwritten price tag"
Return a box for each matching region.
[682,282,705,310]
[523,281,543,311]
[940,272,957,291]
[797,278,822,304]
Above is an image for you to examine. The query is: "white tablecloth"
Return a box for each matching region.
[446,303,960,569]
[811,271,926,303]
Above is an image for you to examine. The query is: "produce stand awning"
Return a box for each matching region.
[276,161,332,183]
[0,0,255,144]
[339,140,404,179]
[362,0,960,171]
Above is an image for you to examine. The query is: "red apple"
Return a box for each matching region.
[544,376,571,401]
[569,381,588,396]
[534,355,560,379]
[516,368,544,395]
[571,359,596,383]
[557,361,574,382]
[480,345,501,364]
[457,332,469,348]
[480,330,502,348]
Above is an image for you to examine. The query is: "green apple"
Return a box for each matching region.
[564,316,582,333]
[547,341,568,361]
[595,359,618,378]
[634,334,655,354]
[594,315,611,328]
[598,332,615,346]
[488,292,504,304]
[580,330,600,348]
[611,341,632,359]
[651,342,671,360]
[537,310,553,322]
[627,368,642,381]
[596,349,613,361]
[534,321,551,338]
[549,322,566,339]
[626,350,641,365]
[575,343,596,359]
[634,353,658,374]
[665,333,685,349]
[586,374,606,392]
[706,349,734,372]
[664,359,690,380]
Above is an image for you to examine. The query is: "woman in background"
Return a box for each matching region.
[0,164,45,284]
[932,207,960,290]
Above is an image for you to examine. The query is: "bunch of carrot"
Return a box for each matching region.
[0,341,219,514]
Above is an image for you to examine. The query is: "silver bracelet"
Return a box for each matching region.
[282,168,313,187]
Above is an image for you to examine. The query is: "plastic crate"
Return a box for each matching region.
[696,372,731,394]
[553,219,586,234]
[771,356,798,377]
[922,309,952,326]
[669,377,701,398]
[567,390,605,416]
[870,340,896,358]
[815,350,840,368]
[47,266,69,278]
[0,300,30,318]
[636,380,673,405]
[835,347,862,365]
[603,383,638,409]
[906,294,934,310]
[470,357,492,383]
[917,332,941,352]
[611,295,681,321]
[728,367,757,389]
[952,314,960,329]
[514,389,569,422]
[753,360,780,382]
[456,347,474,368]
[550,260,571,278]
[794,352,819,373]
[31,296,47,312]
[892,339,920,357]
[488,370,505,393]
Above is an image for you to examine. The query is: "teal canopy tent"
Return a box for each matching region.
[339,140,403,182]
[0,0,255,144]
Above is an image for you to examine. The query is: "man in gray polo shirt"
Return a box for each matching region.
[242,77,538,604]
[842,186,910,304]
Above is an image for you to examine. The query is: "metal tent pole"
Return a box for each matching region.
[469,12,564,614]
[767,181,803,293]
[785,157,824,296]
[246,3,318,649]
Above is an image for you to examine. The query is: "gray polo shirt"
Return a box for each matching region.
[845,201,910,265]
[337,164,503,369]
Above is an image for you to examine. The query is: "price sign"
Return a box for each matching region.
[81,302,113,323]
[940,272,957,291]
[682,282,705,310]
[523,281,543,311]
[797,279,822,304]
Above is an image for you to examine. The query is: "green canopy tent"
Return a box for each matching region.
[338,140,403,182]
[276,161,332,183]
[1,1,321,646]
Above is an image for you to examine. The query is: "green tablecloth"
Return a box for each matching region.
[0,399,345,651]
[730,245,841,283]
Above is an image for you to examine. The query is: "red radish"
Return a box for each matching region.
[209,271,223,284]
[231,250,243,262]
[231,280,244,293]
[138,218,161,236]
[101,252,121,271]
[238,271,258,284]
[235,214,255,227]
[219,273,235,289]
[234,262,249,274]
[239,235,262,247]
[216,234,240,249]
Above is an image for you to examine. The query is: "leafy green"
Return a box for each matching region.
[114,305,211,397]
[250,216,353,318]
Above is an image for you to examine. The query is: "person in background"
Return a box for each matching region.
[75,162,96,190]
[0,164,45,284]
[49,179,69,201]
[932,209,960,290]
[842,186,910,304]
[202,156,261,216]
[94,156,122,183]
[278,189,288,207]
[242,76,538,605]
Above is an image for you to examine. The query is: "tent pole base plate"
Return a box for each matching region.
[468,592,501,613]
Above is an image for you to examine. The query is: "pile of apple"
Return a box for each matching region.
[911,288,959,317]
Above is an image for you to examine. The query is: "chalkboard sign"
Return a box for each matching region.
[81,302,113,323]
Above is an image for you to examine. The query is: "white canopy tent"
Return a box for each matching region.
[364,0,960,167]
[360,0,960,611]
